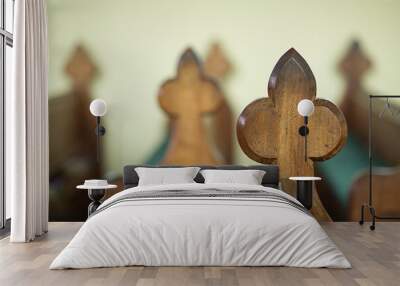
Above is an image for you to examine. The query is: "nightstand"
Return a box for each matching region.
[289,176,321,210]
[77,182,117,217]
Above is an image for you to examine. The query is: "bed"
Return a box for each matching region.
[50,165,350,269]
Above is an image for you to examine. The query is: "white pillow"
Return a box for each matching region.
[135,167,200,186]
[200,169,266,185]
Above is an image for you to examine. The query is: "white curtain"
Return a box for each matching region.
[7,0,49,242]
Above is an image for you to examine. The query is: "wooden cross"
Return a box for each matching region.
[159,48,223,165]
[237,48,347,221]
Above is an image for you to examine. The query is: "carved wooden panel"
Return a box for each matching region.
[65,45,99,92]
[339,41,400,163]
[237,48,348,221]
[338,41,400,221]
[204,43,234,163]
[339,40,372,138]
[64,45,99,160]
[159,48,223,165]
[204,43,232,80]
[318,41,373,220]
[49,45,101,221]
[348,168,400,221]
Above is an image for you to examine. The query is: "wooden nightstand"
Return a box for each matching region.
[77,183,117,217]
[289,177,321,210]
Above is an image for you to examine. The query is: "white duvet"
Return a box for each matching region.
[50,183,351,269]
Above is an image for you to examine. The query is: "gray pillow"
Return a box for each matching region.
[200,169,266,185]
[135,167,201,186]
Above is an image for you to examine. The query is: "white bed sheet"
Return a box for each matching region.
[50,183,350,269]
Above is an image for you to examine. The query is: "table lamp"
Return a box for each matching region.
[297,99,314,162]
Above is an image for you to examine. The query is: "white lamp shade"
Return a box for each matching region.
[90,99,107,117]
[297,99,314,117]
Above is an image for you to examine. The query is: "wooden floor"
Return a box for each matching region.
[0,222,399,286]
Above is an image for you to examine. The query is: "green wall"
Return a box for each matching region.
[47,0,400,175]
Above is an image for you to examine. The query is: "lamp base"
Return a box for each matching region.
[296,180,313,210]
[298,126,309,136]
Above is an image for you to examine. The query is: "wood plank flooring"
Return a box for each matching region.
[0,222,399,286]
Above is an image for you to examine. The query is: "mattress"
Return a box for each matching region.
[50,183,350,269]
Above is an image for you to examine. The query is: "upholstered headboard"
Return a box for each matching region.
[123,165,280,189]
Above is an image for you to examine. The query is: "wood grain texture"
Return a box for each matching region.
[159,48,223,165]
[237,48,348,221]
[1,222,400,286]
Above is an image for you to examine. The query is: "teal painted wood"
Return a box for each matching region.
[318,133,388,206]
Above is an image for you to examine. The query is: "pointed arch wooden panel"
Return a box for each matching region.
[237,48,348,221]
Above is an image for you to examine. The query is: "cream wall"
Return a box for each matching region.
[47,0,400,174]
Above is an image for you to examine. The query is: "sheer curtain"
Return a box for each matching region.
[7,0,49,242]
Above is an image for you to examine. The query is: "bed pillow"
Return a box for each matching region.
[135,167,201,186]
[200,169,266,185]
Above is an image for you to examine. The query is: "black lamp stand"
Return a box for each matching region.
[95,116,106,162]
[298,116,309,161]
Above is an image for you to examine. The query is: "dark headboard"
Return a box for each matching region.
[123,165,280,189]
